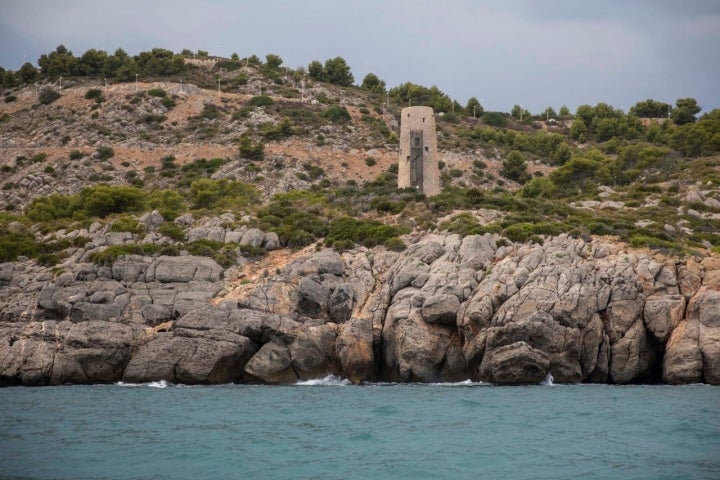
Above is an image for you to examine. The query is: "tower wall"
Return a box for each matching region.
[398,106,440,196]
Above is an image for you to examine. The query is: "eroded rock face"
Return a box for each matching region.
[1,233,719,386]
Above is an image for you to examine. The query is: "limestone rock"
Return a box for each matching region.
[244,342,297,384]
[145,255,223,283]
[421,294,460,325]
[488,341,550,384]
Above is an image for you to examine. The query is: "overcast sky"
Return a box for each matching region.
[1,0,718,114]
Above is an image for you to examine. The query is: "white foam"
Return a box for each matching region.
[148,380,170,388]
[540,373,554,386]
[428,379,491,387]
[295,375,352,386]
[115,380,171,388]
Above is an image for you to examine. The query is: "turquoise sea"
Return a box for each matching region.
[1,378,718,480]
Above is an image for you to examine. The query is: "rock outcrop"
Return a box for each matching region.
[1,234,719,386]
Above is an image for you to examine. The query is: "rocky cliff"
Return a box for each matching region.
[2,232,718,386]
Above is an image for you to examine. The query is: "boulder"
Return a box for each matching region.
[663,321,703,384]
[122,332,257,384]
[139,210,164,233]
[262,232,281,250]
[643,295,685,343]
[487,341,550,384]
[336,316,374,384]
[240,228,265,248]
[296,275,330,318]
[244,342,297,384]
[328,283,354,323]
[145,256,223,283]
[421,294,460,325]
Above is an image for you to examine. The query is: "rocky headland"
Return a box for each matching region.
[2,220,718,386]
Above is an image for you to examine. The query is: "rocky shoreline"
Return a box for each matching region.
[2,231,718,386]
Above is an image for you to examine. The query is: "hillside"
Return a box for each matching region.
[0,48,719,386]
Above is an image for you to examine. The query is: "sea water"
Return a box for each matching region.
[1,379,718,480]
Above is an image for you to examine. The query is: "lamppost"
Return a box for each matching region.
[135,73,138,92]
[217,78,221,98]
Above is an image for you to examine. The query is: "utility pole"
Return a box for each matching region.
[216,45,219,62]
[473,105,476,118]
[217,78,221,98]
[135,74,138,92]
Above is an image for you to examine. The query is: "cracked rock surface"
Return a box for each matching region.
[2,234,719,386]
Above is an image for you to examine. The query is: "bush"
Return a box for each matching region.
[89,244,162,266]
[109,215,144,234]
[365,157,377,167]
[322,105,351,124]
[481,111,506,127]
[96,146,114,161]
[31,153,47,163]
[262,118,295,140]
[4,95,17,103]
[189,178,259,210]
[160,97,176,109]
[85,88,103,100]
[147,88,167,98]
[247,95,274,107]
[200,103,222,119]
[69,150,85,160]
[326,217,408,248]
[157,222,185,241]
[238,136,265,160]
[147,189,186,219]
[39,88,61,105]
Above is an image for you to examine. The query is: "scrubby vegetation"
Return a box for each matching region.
[1,44,719,264]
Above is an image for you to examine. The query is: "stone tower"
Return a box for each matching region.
[398,106,440,196]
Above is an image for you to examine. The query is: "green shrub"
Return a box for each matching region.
[365,157,377,167]
[383,237,406,251]
[85,88,103,100]
[39,88,60,105]
[326,217,408,248]
[147,189,186,219]
[31,153,47,163]
[109,215,144,234]
[262,118,295,140]
[322,105,351,123]
[200,103,222,119]
[481,111,506,127]
[147,88,167,97]
[96,146,114,161]
[189,178,259,210]
[4,95,17,103]
[158,222,185,241]
[238,136,265,160]
[69,150,85,160]
[247,95,274,107]
[89,244,162,266]
[161,97,176,109]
